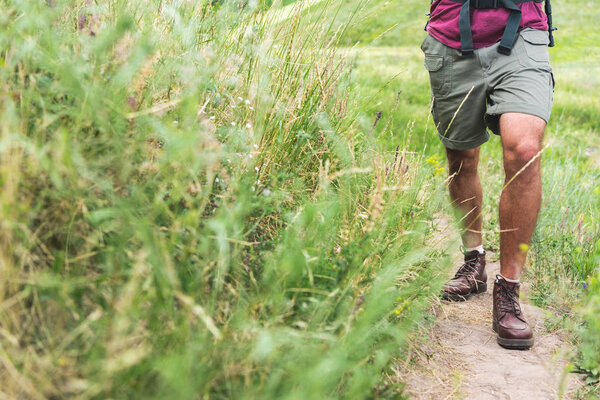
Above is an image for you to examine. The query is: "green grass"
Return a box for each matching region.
[0,1,454,398]
[1,0,599,397]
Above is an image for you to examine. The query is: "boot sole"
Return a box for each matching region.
[442,282,487,302]
[492,321,534,350]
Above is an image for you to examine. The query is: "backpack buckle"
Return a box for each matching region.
[473,0,499,9]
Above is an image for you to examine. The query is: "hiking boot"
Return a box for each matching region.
[442,250,487,302]
[492,274,534,350]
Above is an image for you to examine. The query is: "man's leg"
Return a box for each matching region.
[442,147,487,301]
[446,147,483,248]
[492,112,545,350]
[499,113,545,279]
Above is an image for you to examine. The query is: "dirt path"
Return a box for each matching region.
[398,251,582,399]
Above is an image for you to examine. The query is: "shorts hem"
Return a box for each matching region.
[438,132,490,151]
[486,103,551,124]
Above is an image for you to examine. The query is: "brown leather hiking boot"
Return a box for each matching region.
[442,250,487,301]
[492,274,534,350]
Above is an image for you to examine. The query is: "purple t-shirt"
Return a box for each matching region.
[427,0,548,50]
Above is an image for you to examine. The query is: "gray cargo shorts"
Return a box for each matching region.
[421,28,554,150]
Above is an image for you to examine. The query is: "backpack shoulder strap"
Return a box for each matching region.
[545,0,556,47]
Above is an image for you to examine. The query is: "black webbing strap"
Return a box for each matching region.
[497,0,522,55]
[458,1,474,56]
[545,0,556,47]
[451,0,544,57]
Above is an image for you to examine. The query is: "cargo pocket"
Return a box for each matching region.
[424,55,445,92]
[519,29,550,64]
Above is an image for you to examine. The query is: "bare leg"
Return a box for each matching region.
[499,113,545,280]
[446,147,483,249]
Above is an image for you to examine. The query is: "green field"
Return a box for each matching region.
[0,0,598,398]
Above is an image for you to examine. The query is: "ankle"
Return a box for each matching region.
[464,244,485,254]
[498,273,519,283]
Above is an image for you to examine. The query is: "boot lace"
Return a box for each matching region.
[453,258,478,280]
[496,279,522,317]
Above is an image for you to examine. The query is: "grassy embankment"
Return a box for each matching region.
[0,1,454,398]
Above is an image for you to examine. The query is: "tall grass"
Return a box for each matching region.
[527,145,600,388]
[0,1,448,398]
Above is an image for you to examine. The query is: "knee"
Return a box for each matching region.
[446,148,479,176]
[503,141,541,175]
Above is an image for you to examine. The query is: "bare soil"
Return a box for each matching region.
[396,252,583,399]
